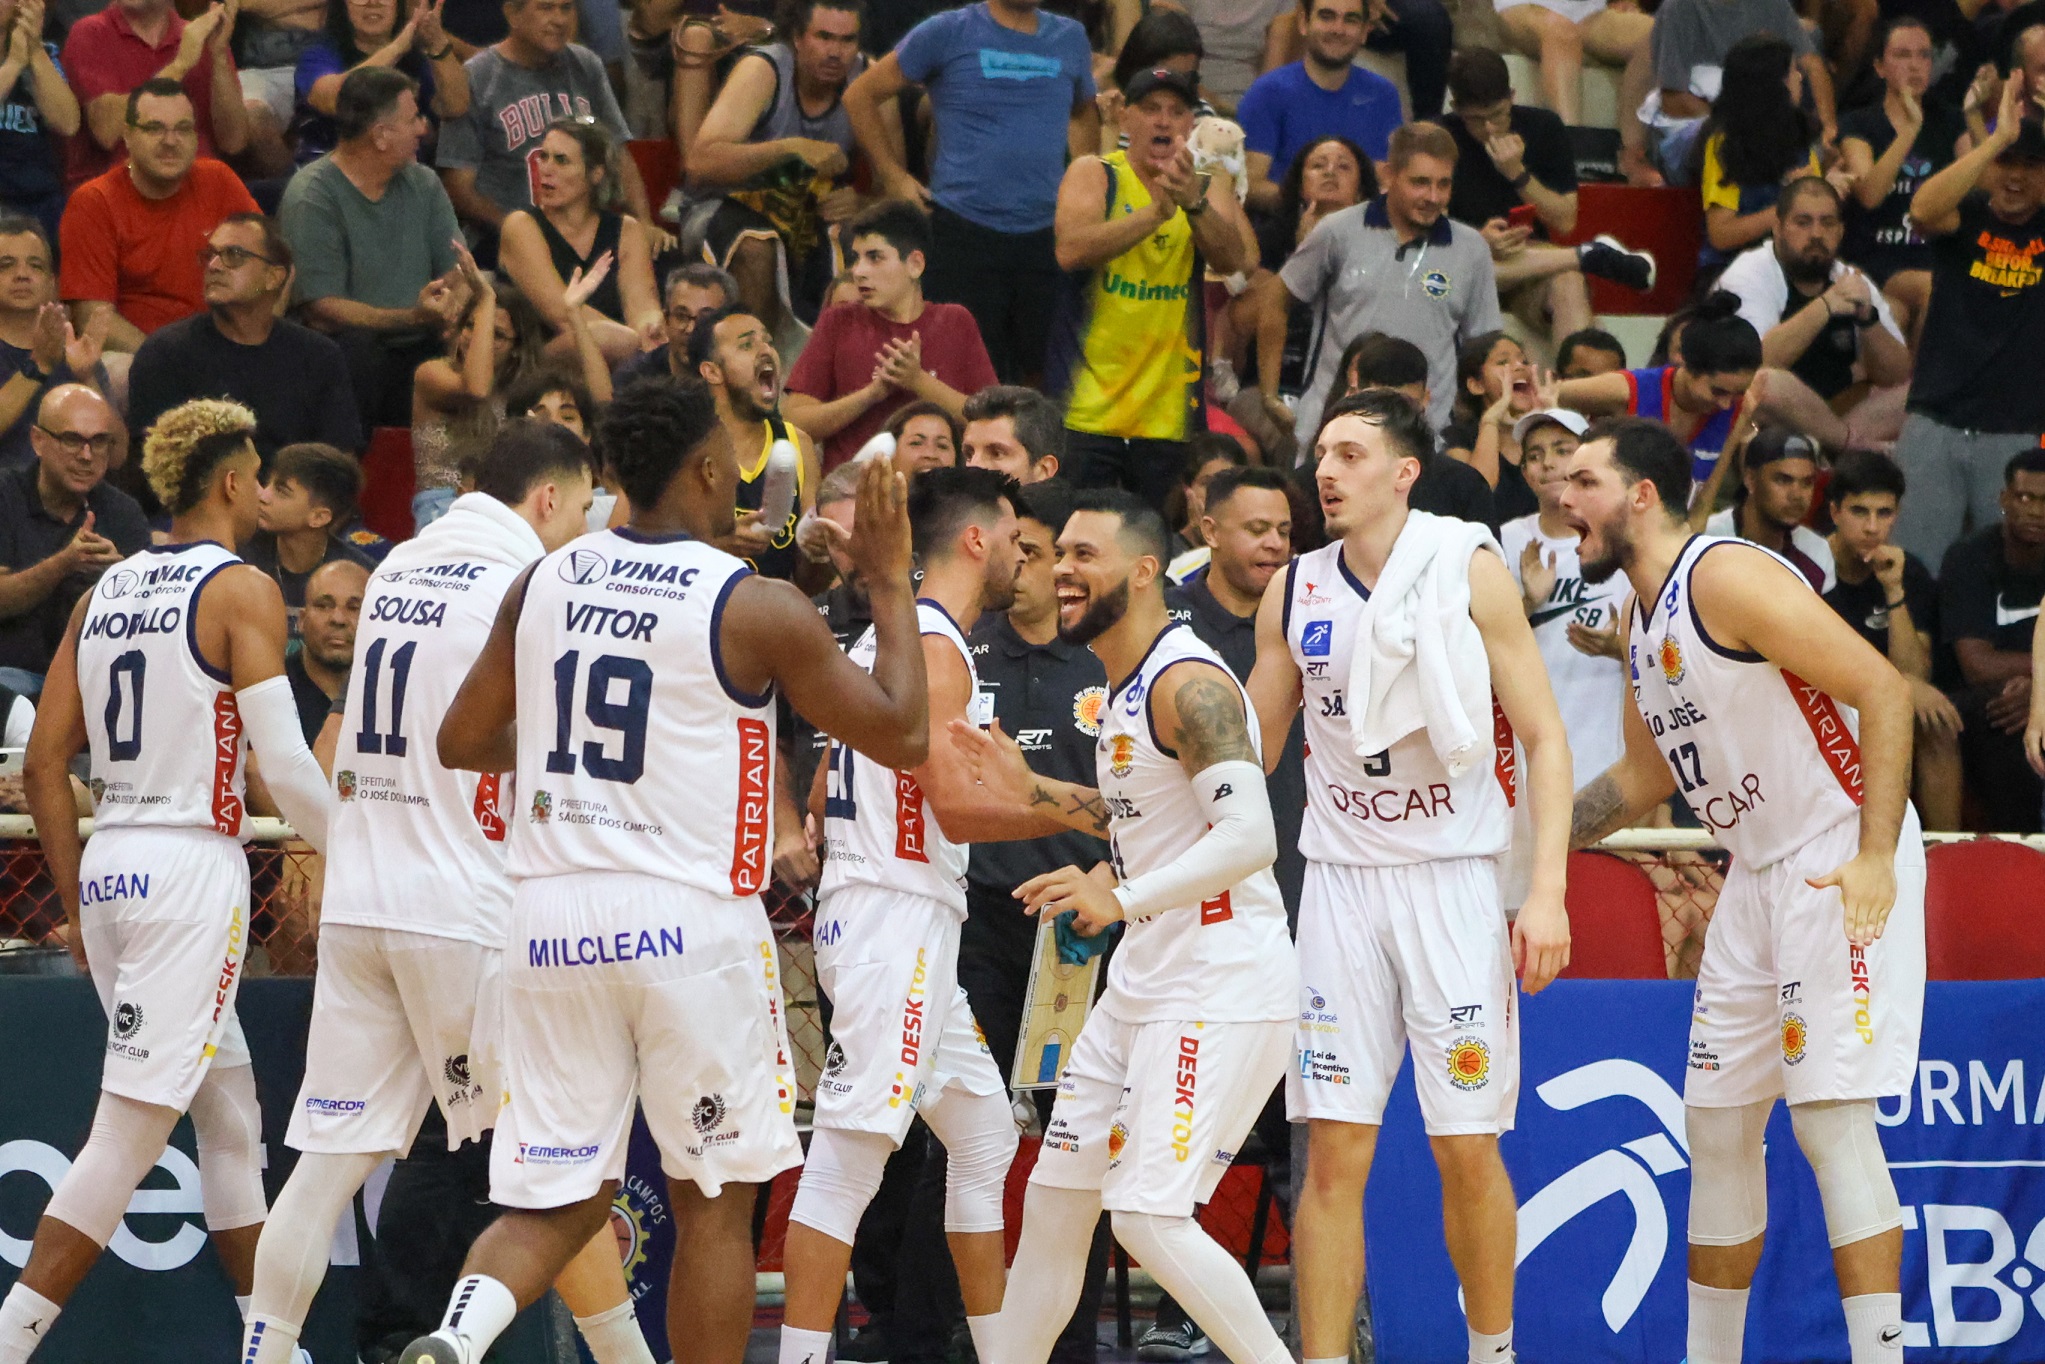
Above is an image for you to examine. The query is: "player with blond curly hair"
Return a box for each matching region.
[0,398,336,1364]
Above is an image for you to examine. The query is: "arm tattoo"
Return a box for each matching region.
[1570,772,1629,849]
[1028,784,1059,812]
[1172,670,1259,773]
[1067,791,1110,835]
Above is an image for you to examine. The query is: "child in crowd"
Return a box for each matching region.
[242,441,386,638]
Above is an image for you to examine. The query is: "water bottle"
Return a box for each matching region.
[759,431,799,528]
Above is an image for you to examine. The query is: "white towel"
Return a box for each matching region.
[1346,511,1501,777]
[375,490,545,580]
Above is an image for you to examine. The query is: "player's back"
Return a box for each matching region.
[1283,541,1515,868]
[1627,534,1867,867]
[78,541,249,838]
[818,600,975,916]
[508,529,776,894]
[326,510,535,945]
[1097,624,1296,1024]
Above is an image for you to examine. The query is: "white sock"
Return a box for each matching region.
[236,1295,251,1320]
[241,1313,302,1364]
[1843,1292,1904,1362]
[1305,1357,1348,1364]
[0,1285,60,1364]
[778,1323,833,1364]
[574,1299,657,1364]
[441,1274,520,1362]
[1468,1324,1513,1362]
[1687,1282,1750,1364]
[967,1313,1000,1363]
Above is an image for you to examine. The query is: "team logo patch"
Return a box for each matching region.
[1781,1014,1808,1066]
[1446,1037,1491,1091]
[530,790,552,823]
[1107,1122,1128,1162]
[823,1041,847,1079]
[1658,635,1685,685]
[89,777,104,804]
[1109,733,1136,777]
[444,1054,472,1088]
[558,548,608,585]
[1306,987,1327,1011]
[1073,687,1107,737]
[691,1093,728,1133]
[336,770,357,801]
[1422,269,1451,299]
[1301,619,1333,657]
[113,1000,143,1039]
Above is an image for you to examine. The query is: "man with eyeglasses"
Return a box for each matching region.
[58,0,249,187]
[126,213,363,461]
[0,383,147,696]
[613,261,735,386]
[56,77,258,358]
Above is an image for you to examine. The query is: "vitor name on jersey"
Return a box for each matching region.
[555,545,705,601]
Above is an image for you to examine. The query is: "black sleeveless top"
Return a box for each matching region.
[535,211,626,324]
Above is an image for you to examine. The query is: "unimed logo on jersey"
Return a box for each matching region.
[730,718,771,894]
[894,771,928,863]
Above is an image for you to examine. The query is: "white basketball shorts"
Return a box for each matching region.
[489,871,802,1209]
[1687,808,1926,1108]
[287,924,503,1155]
[80,827,251,1109]
[1286,858,1521,1136]
[1030,1009,1290,1217]
[811,884,1005,1144]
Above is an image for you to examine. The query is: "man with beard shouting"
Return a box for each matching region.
[690,303,823,586]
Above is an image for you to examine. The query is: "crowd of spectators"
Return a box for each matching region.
[2,0,2045,1353]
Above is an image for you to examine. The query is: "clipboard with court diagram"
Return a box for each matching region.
[1011,911,1103,1091]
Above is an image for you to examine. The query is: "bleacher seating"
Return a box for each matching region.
[360,426,417,544]
[1500,51,1624,130]
[1925,840,2045,980]
[1559,850,1670,978]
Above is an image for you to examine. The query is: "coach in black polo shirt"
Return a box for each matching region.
[0,385,147,695]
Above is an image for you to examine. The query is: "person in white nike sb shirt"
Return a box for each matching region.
[1938,447,2045,832]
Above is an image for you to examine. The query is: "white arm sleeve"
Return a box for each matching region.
[1111,760,1276,922]
[237,675,332,854]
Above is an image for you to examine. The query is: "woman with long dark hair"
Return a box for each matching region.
[292,0,468,162]
[1692,35,1823,270]
[1443,330,1543,522]
[498,117,664,366]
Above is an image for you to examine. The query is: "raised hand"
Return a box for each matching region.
[1519,537,1557,609]
[412,0,446,51]
[28,299,64,372]
[450,235,491,298]
[562,250,613,312]
[64,308,106,378]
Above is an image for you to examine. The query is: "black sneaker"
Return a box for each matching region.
[840,1327,893,1364]
[1577,234,1657,292]
[1135,1319,1211,1362]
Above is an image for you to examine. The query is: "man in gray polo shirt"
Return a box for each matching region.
[1273,120,1502,444]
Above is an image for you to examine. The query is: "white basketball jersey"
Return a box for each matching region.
[508,529,777,896]
[1500,514,1628,785]
[325,508,536,947]
[1627,535,1868,868]
[78,541,249,837]
[820,600,978,916]
[1096,624,1296,1025]
[1284,542,1514,868]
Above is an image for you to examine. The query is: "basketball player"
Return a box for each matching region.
[781,467,1030,1364]
[396,376,930,1364]
[691,303,822,585]
[239,422,664,1364]
[949,488,1299,1364]
[1246,388,1576,1364]
[1560,417,1922,1364]
[0,399,334,1362]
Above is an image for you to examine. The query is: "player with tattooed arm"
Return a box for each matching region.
[950,488,1299,1364]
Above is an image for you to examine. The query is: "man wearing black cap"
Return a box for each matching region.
[1047,66,1254,511]
[1892,78,2045,567]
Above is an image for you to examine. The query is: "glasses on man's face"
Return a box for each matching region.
[37,426,115,456]
[199,245,274,269]
[129,120,197,139]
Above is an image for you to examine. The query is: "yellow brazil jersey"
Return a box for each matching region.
[1058,152,1204,441]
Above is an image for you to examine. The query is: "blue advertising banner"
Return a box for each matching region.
[0,977,550,1363]
[1364,979,2045,1363]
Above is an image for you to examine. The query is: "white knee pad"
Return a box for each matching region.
[1686,1100,1773,1247]
[189,1064,268,1231]
[788,1127,895,1245]
[1789,1100,1903,1249]
[928,1089,1019,1234]
[43,1092,181,1247]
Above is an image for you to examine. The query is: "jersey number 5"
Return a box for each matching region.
[546,649,653,784]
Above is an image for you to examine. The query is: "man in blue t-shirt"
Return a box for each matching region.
[845,0,1097,385]
[1239,0,1405,214]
